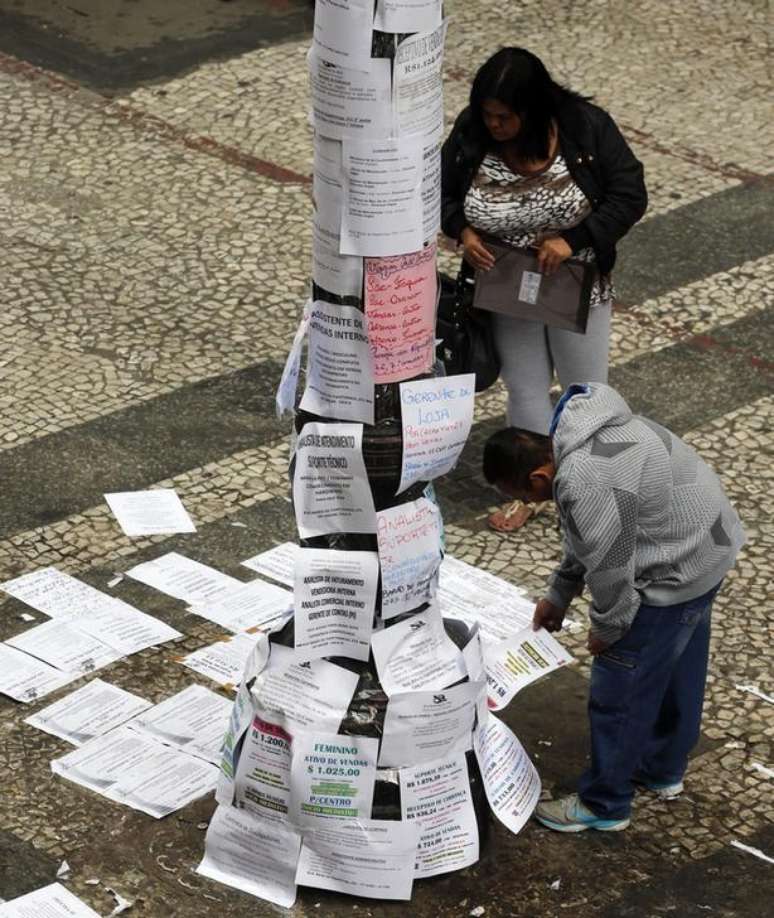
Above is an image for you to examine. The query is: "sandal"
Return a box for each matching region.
[488,500,546,533]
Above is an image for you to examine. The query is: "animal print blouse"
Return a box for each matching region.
[463,152,614,307]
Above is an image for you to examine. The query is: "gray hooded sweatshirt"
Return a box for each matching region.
[546,384,745,645]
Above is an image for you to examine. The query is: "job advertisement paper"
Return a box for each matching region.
[474,714,541,835]
[241,541,298,587]
[217,680,257,803]
[309,53,392,139]
[276,305,310,418]
[312,234,364,299]
[125,552,240,605]
[313,0,374,71]
[400,752,479,878]
[0,883,101,917]
[376,496,442,618]
[0,644,78,703]
[485,626,575,711]
[393,21,447,141]
[374,0,442,34]
[293,422,376,538]
[398,374,475,494]
[2,566,137,620]
[5,619,122,676]
[234,712,292,822]
[51,725,218,818]
[371,606,466,696]
[290,732,378,824]
[364,244,437,385]
[379,680,484,767]
[189,577,291,634]
[104,488,196,538]
[180,633,258,688]
[300,301,375,424]
[313,134,345,242]
[128,684,232,765]
[296,819,418,901]
[294,548,378,661]
[25,678,152,746]
[197,805,302,908]
[254,656,359,733]
[67,602,182,657]
[340,138,425,257]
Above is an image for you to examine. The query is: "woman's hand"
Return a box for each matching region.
[536,236,572,275]
[461,227,495,271]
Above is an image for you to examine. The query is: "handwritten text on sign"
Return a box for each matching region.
[365,244,437,384]
[397,374,475,494]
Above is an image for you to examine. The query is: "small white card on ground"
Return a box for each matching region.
[125,552,240,605]
[104,488,196,537]
[24,678,151,746]
[197,805,301,908]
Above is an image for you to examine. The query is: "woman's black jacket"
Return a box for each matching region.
[440,100,647,275]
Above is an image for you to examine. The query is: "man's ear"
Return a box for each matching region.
[529,462,554,486]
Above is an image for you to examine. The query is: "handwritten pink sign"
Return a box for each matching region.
[364,244,437,384]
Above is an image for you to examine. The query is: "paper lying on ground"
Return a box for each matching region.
[71,602,181,656]
[371,606,466,695]
[254,655,359,734]
[233,711,293,821]
[379,680,484,767]
[104,489,196,537]
[735,683,774,704]
[293,422,376,538]
[126,552,240,605]
[25,679,152,745]
[300,301,375,424]
[297,819,419,901]
[197,804,302,907]
[189,577,291,634]
[438,555,534,641]
[474,714,541,835]
[52,725,218,818]
[293,548,378,662]
[376,497,442,618]
[241,542,298,588]
[400,751,479,878]
[749,761,774,779]
[730,839,774,865]
[485,627,574,710]
[6,619,122,676]
[0,882,101,917]
[276,305,310,418]
[0,644,78,703]
[290,732,379,824]
[180,633,258,688]
[127,685,232,765]
[398,374,475,493]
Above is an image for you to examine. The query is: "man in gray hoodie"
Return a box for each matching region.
[482,383,745,832]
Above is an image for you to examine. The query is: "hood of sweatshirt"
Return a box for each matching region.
[551,383,634,465]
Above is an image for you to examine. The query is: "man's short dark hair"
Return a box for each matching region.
[483,428,552,490]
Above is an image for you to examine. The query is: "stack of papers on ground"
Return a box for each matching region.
[0,568,182,702]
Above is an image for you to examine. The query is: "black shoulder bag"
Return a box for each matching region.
[435,262,501,392]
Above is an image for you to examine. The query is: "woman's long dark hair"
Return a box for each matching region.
[469,48,588,161]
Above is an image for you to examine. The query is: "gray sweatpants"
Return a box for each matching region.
[492,304,612,435]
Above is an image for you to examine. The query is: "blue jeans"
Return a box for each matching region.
[578,582,721,820]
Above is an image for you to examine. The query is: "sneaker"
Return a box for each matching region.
[633,775,684,799]
[534,794,630,833]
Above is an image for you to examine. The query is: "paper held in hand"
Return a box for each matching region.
[473,240,594,333]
